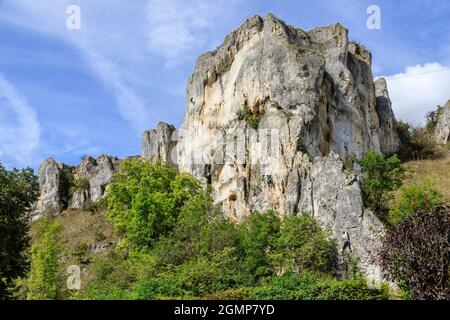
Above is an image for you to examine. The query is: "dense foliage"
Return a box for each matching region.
[380,206,450,300]
[0,162,39,300]
[357,152,405,218]
[27,217,62,300]
[107,159,201,248]
[75,160,387,300]
[396,121,445,161]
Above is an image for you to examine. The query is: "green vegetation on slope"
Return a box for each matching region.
[13,152,450,300]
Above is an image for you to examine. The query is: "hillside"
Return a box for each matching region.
[401,154,450,203]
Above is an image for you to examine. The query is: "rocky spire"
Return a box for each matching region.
[435,100,450,145]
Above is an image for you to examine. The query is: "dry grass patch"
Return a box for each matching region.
[400,156,450,203]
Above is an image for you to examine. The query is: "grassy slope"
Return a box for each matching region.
[400,155,450,203]
[31,209,118,299]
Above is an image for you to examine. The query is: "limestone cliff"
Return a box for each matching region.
[31,155,120,220]
[173,14,399,280]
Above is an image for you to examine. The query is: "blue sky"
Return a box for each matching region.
[0,0,449,170]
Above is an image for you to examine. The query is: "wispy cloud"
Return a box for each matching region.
[145,0,243,66]
[384,63,450,124]
[0,73,41,167]
[0,0,153,132]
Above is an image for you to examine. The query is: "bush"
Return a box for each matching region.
[69,177,90,195]
[357,152,405,218]
[240,211,281,279]
[72,243,89,264]
[77,251,136,300]
[243,105,264,130]
[381,205,450,300]
[389,184,443,225]
[425,105,444,134]
[396,121,445,161]
[27,217,62,300]
[272,214,337,274]
[248,273,389,300]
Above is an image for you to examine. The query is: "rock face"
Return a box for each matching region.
[32,158,63,220]
[32,155,121,218]
[435,100,450,145]
[174,14,398,280]
[142,122,177,167]
[375,78,401,154]
[75,155,121,203]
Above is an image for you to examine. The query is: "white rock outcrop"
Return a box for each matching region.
[173,14,398,279]
[435,100,450,145]
[142,122,177,167]
[31,158,63,220]
[32,155,121,218]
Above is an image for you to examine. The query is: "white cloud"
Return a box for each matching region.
[383,63,450,125]
[0,73,41,167]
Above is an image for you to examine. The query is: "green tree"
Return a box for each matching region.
[0,162,39,300]
[27,217,62,300]
[107,159,201,248]
[357,152,405,218]
[240,210,281,279]
[272,214,337,274]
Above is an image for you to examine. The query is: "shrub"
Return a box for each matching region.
[425,105,444,134]
[357,152,405,218]
[133,277,189,300]
[396,121,444,161]
[272,214,337,274]
[69,177,90,195]
[240,211,281,279]
[389,184,443,225]
[248,273,389,300]
[77,251,136,300]
[380,205,450,300]
[72,243,89,264]
[27,217,62,300]
[243,106,264,129]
